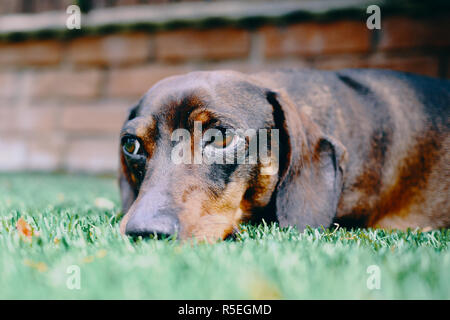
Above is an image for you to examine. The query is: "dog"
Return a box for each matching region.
[118,69,449,241]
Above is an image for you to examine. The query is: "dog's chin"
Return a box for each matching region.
[119,212,130,236]
[180,213,240,243]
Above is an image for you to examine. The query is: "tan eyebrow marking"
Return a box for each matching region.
[191,109,213,124]
[134,117,156,138]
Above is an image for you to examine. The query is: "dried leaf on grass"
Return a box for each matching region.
[16,217,39,241]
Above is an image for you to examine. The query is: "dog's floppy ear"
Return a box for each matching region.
[119,155,136,214]
[266,90,347,231]
[118,104,140,214]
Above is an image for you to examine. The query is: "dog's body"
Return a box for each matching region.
[119,69,449,240]
[257,69,449,230]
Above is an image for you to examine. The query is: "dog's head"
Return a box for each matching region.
[119,70,346,241]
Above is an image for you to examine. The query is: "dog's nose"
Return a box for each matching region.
[125,213,179,239]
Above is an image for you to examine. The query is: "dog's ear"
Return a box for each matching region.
[266,90,347,231]
[119,155,136,214]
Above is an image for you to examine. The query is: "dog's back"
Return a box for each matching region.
[254,69,450,229]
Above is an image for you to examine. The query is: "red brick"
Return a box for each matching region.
[155,28,250,62]
[67,33,153,66]
[0,105,58,133]
[263,21,370,58]
[0,136,27,170]
[200,59,311,73]
[195,61,259,74]
[64,138,119,172]
[32,69,102,100]
[0,108,11,130]
[379,17,450,51]
[0,71,16,102]
[368,54,439,78]
[115,0,143,5]
[262,59,311,71]
[0,40,62,66]
[106,64,192,98]
[27,135,63,170]
[0,134,64,171]
[0,0,22,14]
[314,55,370,70]
[61,103,129,134]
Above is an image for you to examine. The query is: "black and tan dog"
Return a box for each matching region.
[119,69,449,241]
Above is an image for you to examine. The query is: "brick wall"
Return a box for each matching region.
[0,11,449,173]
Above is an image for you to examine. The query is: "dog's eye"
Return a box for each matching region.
[122,136,141,156]
[211,131,235,149]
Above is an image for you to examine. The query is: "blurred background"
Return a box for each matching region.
[0,0,448,174]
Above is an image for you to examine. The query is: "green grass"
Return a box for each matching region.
[0,173,449,299]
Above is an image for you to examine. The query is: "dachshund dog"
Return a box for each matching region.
[119,69,449,241]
